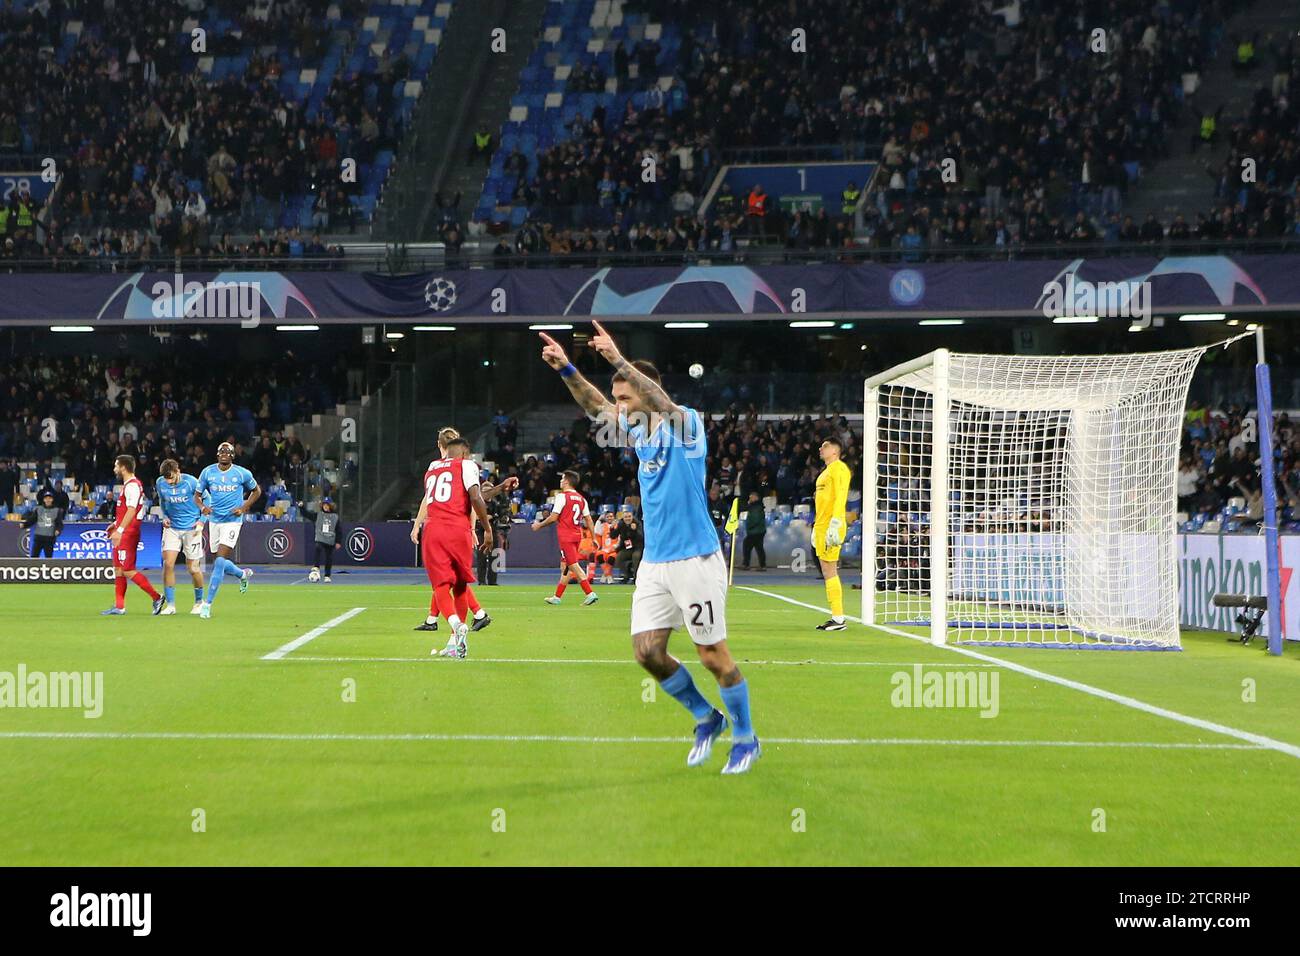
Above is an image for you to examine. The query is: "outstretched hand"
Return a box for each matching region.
[539,332,569,369]
[589,320,623,366]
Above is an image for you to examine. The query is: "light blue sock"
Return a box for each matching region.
[207,558,227,603]
[720,679,754,742]
[194,586,204,604]
[225,559,246,579]
[164,585,175,605]
[660,664,715,722]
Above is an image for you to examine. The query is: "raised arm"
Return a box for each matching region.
[539,332,616,422]
[481,476,519,502]
[588,320,682,417]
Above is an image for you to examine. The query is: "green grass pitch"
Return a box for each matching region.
[1,580,1299,866]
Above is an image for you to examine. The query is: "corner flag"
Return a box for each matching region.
[726,498,740,586]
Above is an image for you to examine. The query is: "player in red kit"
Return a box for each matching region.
[100,454,164,616]
[413,426,516,644]
[532,469,599,606]
[409,436,494,659]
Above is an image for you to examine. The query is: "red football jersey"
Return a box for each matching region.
[115,476,144,532]
[551,489,590,542]
[423,458,480,528]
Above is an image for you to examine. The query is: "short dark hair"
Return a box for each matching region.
[160,459,179,478]
[115,454,136,473]
[444,437,470,454]
[611,359,662,386]
[562,469,581,488]
[822,436,843,452]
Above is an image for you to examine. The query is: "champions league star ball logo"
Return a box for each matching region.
[424,277,458,312]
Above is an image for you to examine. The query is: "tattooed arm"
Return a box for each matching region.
[588,320,683,418]
[538,331,617,422]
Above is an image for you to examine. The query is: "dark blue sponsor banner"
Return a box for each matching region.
[0,522,163,568]
[0,255,1283,324]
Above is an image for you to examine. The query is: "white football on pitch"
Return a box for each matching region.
[308,570,321,582]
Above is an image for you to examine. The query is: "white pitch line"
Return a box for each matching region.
[739,586,1300,762]
[0,730,1263,751]
[261,607,367,660]
[277,655,998,667]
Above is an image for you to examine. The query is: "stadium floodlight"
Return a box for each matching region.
[789,320,835,328]
[919,319,964,326]
[664,322,709,329]
[385,332,405,339]
[529,323,573,331]
[412,325,456,332]
[49,326,94,332]
[276,324,319,332]
[1051,315,1099,324]
[863,338,1257,650]
[1179,313,1226,322]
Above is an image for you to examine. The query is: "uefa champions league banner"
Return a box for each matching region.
[0,522,163,568]
[0,254,1288,324]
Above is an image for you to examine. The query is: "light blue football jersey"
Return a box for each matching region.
[155,473,202,531]
[623,406,719,563]
[197,463,257,523]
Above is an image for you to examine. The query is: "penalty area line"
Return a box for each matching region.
[261,607,367,660]
[738,586,1300,761]
[0,730,1263,751]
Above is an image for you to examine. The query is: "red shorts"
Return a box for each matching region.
[559,538,583,568]
[112,534,140,572]
[422,525,476,588]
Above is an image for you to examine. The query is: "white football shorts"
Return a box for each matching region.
[630,550,728,645]
[162,526,205,563]
[208,521,243,553]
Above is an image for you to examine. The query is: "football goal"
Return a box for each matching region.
[862,337,1264,650]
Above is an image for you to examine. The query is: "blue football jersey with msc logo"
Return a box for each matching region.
[621,406,719,563]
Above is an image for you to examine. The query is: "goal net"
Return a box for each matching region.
[863,344,1221,650]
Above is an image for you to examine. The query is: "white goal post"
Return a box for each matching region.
[862,342,1240,650]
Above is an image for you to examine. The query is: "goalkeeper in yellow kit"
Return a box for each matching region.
[812,437,851,631]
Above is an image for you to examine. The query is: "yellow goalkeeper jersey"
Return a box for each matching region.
[814,459,851,529]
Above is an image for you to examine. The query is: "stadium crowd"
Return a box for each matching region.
[488,405,862,533]
[0,351,344,512]
[0,0,397,263]
[472,1,1300,267]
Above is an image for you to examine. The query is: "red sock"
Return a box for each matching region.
[454,586,470,622]
[578,577,593,595]
[555,580,567,598]
[434,584,458,622]
[465,585,481,614]
[114,576,128,609]
[131,572,160,601]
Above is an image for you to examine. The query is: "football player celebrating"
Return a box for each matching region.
[539,323,759,773]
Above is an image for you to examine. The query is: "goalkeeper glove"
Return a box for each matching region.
[825,518,844,548]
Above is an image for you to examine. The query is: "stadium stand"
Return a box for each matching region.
[0,0,454,263]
